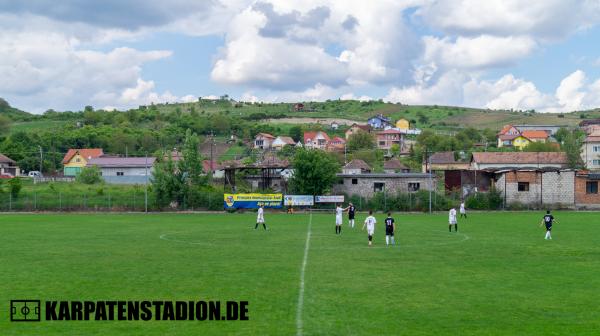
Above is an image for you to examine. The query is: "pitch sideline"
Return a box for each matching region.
[296,211,312,336]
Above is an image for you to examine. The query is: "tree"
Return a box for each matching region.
[522,142,559,152]
[0,115,10,135]
[151,154,182,208]
[562,132,584,169]
[347,131,375,151]
[289,125,303,142]
[179,129,205,186]
[290,149,340,196]
[8,177,22,198]
[76,166,102,184]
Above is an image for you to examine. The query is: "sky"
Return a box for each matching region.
[2,0,600,113]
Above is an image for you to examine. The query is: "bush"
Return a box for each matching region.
[76,166,103,184]
[8,178,22,199]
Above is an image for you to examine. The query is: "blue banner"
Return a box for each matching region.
[224,194,283,209]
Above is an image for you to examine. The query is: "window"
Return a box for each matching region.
[593,146,600,152]
[518,182,529,191]
[379,141,386,146]
[352,178,358,185]
[116,172,124,176]
[586,181,598,194]
[408,182,420,192]
[75,158,81,162]
[373,182,385,192]
[593,160,600,166]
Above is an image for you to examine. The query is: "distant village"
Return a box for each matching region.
[2,115,600,209]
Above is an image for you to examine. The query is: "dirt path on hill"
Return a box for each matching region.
[265,117,364,125]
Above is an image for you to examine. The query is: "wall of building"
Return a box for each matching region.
[581,142,600,170]
[333,175,435,198]
[100,167,152,176]
[575,176,600,209]
[496,171,575,208]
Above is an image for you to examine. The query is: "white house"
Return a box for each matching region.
[303,131,330,150]
[87,157,156,184]
[271,136,296,150]
[582,134,600,170]
[254,133,275,150]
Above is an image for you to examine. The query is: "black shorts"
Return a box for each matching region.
[545,225,552,231]
[386,228,394,236]
[349,213,355,220]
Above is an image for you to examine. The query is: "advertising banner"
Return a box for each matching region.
[224,194,283,209]
[314,195,345,203]
[283,195,314,206]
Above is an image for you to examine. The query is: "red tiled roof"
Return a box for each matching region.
[472,152,568,164]
[304,131,330,144]
[256,133,275,139]
[344,159,371,170]
[62,148,104,164]
[330,136,346,143]
[429,151,457,164]
[275,136,296,145]
[383,159,408,170]
[202,160,221,172]
[0,153,16,164]
[498,134,520,141]
[521,130,549,139]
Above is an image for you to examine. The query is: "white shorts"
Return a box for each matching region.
[336,216,342,225]
[449,220,457,225]
[367,228,374,236]
[257,217,264,223]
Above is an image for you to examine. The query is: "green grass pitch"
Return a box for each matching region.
[2,211,600,335]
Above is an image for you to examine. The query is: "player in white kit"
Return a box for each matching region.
[363,210,377,246]
[255,205,267,230]
[448,207,458,232]
[335,204,347,235]
[459,201,467,218]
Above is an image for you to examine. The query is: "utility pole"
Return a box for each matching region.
[144,153,148,213]
[425,147,432,214]
[344,144,347,164]
[38,145,43,174]
[209,130,215,183]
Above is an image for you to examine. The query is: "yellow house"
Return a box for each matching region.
[511,136,531,150]
[395,118,410,130]
[62,148,104,176]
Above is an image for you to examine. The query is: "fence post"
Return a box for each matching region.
[9,192,12,211]
[34,192,37,211]
[59,192,62,211]
[108,192,111,212]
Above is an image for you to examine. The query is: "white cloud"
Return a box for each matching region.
[417,0,600,40]
[423,35,537,70]
[340,93,372,101]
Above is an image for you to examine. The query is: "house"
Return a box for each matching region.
[86,157,156,184]
[424,151,470,172]
[376,129,404,152]
[254,133,275,150]
[271,136,296,150]
[327,136,346,152]
[497,125,553,149]
[202,160,225,179]
[367,114,391,129]
[334,172,435,198]
[395,118,410,130]
[575,171,600,209]
[342,159,371,174]
[0,153,20,177]
[471,152,569,170]
[330,121,340,130]
[345,123,371,139]
[293,103,305,111]
[580,119,600,133]
[581,133,600,170]
[383,159,410,174]
[304,131,330,150]
[495,169,575,208]
[62,148,104,176]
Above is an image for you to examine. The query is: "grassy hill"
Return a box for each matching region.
[3,97,600,134]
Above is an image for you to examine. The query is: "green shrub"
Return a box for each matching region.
[76,166,102,184]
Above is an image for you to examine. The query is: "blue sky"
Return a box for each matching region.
[1,1,600,113]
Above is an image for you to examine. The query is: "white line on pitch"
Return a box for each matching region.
[296,211,312,336]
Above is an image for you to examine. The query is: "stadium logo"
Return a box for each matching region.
[9,300,249,322]
[10,300,41,322]
[225,195,235,207]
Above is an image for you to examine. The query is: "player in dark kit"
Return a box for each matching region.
[540,210,556,240]
[384,212,395,246]
[347,203,356,228]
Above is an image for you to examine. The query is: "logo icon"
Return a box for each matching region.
[10,300,41,322]
[225,195,235,207]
